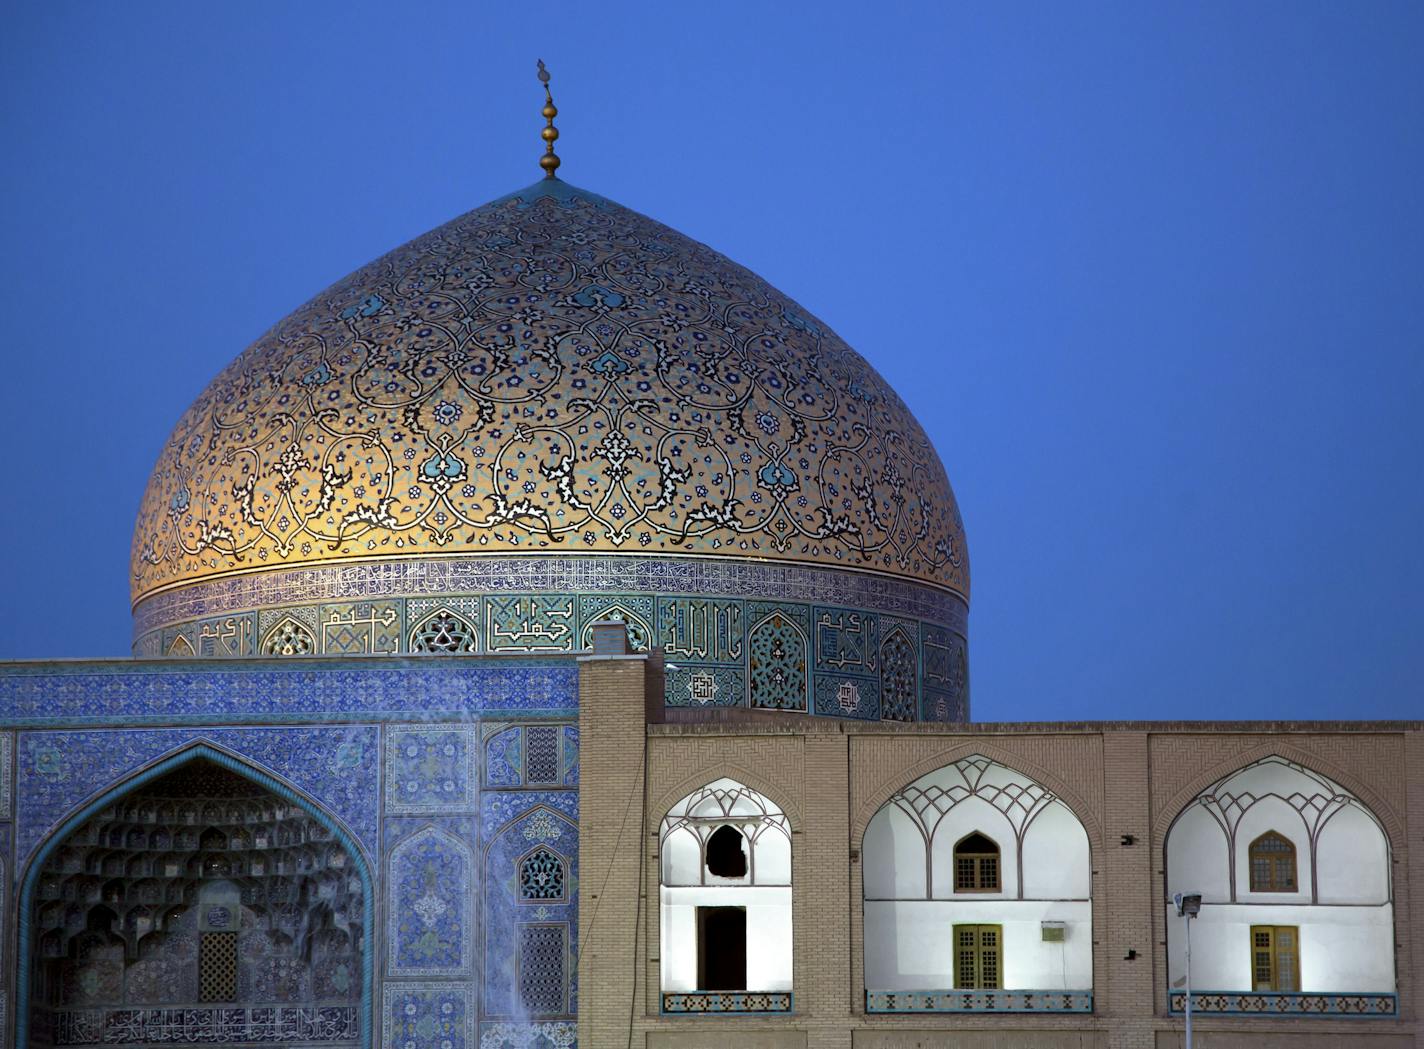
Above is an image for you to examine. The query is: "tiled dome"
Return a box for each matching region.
[132,179,968,610]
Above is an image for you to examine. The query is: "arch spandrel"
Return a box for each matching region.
[1151,742,1404,854]
[851,740,1102,850]
[651,762,802,833]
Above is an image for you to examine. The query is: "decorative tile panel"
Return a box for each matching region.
[483,800,578,1019]
[747,605,810,711]
[478,1021,576,1049]
[485,727,523,787]
[658,597,744,664]
[0,732,11,818]
[0,661,577,726]
[1168,990,1397,1016]
[409,602,480,654]
[384,983,474,1049]
[486,595,577,652]
[385,725,478,814]
[321,600,401,655]
[814,608,879,674]
[54,1005,361,1042]
[813,673,879,720]
[866,990,1091,1013]
[135,554,966,640]
[389,826,475,976]
[195,613,257,657]
[878,625,918,722]
[561,726,579,787]
[578,594,654,651]
[662,992,792,1014]
[664,663,745,708]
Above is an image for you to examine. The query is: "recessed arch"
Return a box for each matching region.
[482,803,578,1020]
[658,778,793,1000]
[861,754,1093,1002]
[15,742,375,1049]
[1162,753,1396,1002]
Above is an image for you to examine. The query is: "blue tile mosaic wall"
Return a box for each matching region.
[0,660,582,1049]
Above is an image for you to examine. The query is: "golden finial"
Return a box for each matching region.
[537,59,560,179]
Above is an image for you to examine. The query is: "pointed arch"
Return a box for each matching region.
[660,777,792,887]
[1152,743,1403,853]
[15,742,375,1049]
[579,606,653,652]
[748,610,810,711]
[261,615,316,656]
[1161,752,1392,905]
[651,762,803,832]
[409,607,478,653]
[482,803,578,1020]
[516,844,567,903]
[852,740,1102,849]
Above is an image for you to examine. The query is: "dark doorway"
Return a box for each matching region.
[696,906,747,990]
[705,825,748,878]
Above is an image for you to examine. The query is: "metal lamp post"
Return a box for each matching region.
[1174,892,1202,1049]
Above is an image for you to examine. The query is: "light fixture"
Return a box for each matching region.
[1173,892,1203,1049]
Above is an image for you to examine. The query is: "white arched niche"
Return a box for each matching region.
[659,778,792,994]
[862,755,1092,996]
[1164,756,1395,998]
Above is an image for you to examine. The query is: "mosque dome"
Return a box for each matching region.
[131,174,970,722]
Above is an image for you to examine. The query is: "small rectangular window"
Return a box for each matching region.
[952,924,1002,989]
[199,931,238,1002]
[1250,925,1300,991]
[518,923,567,1015]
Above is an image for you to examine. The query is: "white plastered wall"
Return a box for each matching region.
[1164,904,1395,992]
[660,885,793,992]
[1163,756,1394,993]
[864,900,1091,990]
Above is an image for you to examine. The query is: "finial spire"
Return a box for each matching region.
[537,59,560,180]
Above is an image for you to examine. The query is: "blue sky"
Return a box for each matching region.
[1,2,1421,720]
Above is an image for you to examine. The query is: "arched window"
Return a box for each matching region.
[953,832,1000,892]
[705,825,748,879]
[519,847,566,902]
[1248,831,1297,892]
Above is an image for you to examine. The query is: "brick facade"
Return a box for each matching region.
[578,654,1424,1049]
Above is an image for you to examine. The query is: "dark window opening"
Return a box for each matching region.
[705,825,748,879]
[697,906,747,990]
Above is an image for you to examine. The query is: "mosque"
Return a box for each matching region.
[0,67,1419,1049]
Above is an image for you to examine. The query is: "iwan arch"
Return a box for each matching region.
[1,69,1421,1049]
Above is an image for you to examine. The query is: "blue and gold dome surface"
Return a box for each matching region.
[131,176,970,721]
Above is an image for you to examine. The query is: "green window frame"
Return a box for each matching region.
[1250,925,1300,991]
[952,923,1002,989]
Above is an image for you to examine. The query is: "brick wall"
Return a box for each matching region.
[576,661,1423,1049]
